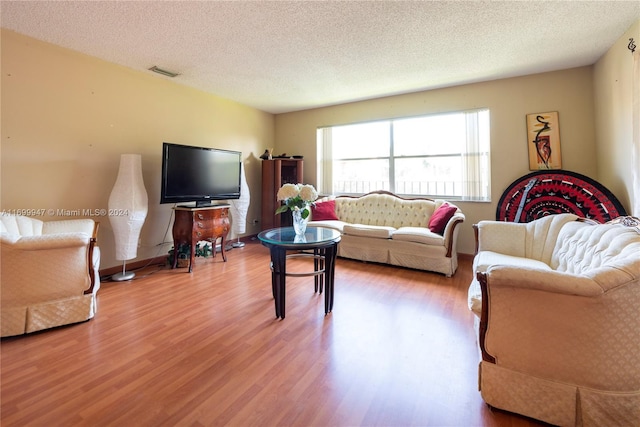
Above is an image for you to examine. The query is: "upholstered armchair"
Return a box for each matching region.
[468,214,640,426]
[1,214,100,337]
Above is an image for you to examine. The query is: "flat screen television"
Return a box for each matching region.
[160,142,242,207]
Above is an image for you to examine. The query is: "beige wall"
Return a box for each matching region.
[275,67,597,255]
[593,20,640,216]
[1,30,274,269]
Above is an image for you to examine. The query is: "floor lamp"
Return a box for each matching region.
[108,154,148,281]
[229,162,250,248]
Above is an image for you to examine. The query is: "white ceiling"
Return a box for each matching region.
[2,1,639,114]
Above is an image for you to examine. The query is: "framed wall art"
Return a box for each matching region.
[526,111,562,170]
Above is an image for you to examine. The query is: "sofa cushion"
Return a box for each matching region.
[468,279,483,316]
[392,227,444,245]
[474,251,552,273]
[343,224,395,239]
[428,202,457,235]
[311,199,339,221]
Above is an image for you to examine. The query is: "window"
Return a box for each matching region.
[317,109,490,201]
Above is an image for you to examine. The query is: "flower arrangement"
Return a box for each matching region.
[275,183,318,219]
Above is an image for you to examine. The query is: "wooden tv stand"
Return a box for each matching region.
[172,205,231,273]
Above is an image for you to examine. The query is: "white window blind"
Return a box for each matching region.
[317,109,491,201]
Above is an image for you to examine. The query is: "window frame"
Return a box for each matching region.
[317,108,491,202]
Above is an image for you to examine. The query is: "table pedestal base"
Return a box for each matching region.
[267,244,338,319]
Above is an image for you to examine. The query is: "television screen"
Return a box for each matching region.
[161,142,241,206]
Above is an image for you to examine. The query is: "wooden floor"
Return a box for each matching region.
[1,241,548,426]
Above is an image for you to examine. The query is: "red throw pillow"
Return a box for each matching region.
[428,203,457,235]
[311,200,339,221]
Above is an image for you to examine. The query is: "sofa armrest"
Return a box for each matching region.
[477,269,640,390]
[43,219,96,235]
[476,265,603,363]
[476,267,603,365]
[442,213,465,257]
[1,222,100,298]
[483,266,603,297]
[5,233,92,251]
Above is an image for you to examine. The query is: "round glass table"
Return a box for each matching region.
[257,226,341,319]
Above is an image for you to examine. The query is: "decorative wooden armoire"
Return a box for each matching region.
[261,159,303,230]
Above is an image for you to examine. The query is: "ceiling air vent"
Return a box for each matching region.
[148,66,180,78]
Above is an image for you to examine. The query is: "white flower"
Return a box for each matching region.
[298,184,318,202]
[277,183,299,201]
[275,183,319,216]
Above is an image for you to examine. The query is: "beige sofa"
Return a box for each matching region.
[1,215,100,337]
[308,191,465,276]
[467,213,640,426]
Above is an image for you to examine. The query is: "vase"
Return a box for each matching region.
[292,208,309,236]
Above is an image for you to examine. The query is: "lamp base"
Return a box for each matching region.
[111,271,136,282]
[232,241,245,248]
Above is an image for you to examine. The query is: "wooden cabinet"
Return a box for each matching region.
[172,205,230,273]
[261,159,303,230]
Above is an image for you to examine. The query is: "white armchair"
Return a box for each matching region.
[1,215,100,337]
[468,214,640,426]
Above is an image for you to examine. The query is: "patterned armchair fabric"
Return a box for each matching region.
[1,215,100,337]
[468,214,640,426]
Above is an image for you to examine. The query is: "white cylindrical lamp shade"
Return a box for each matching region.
[108,154,148,261]
[229,162,250,238]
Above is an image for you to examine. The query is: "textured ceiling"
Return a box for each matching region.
[2,1,639,114]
